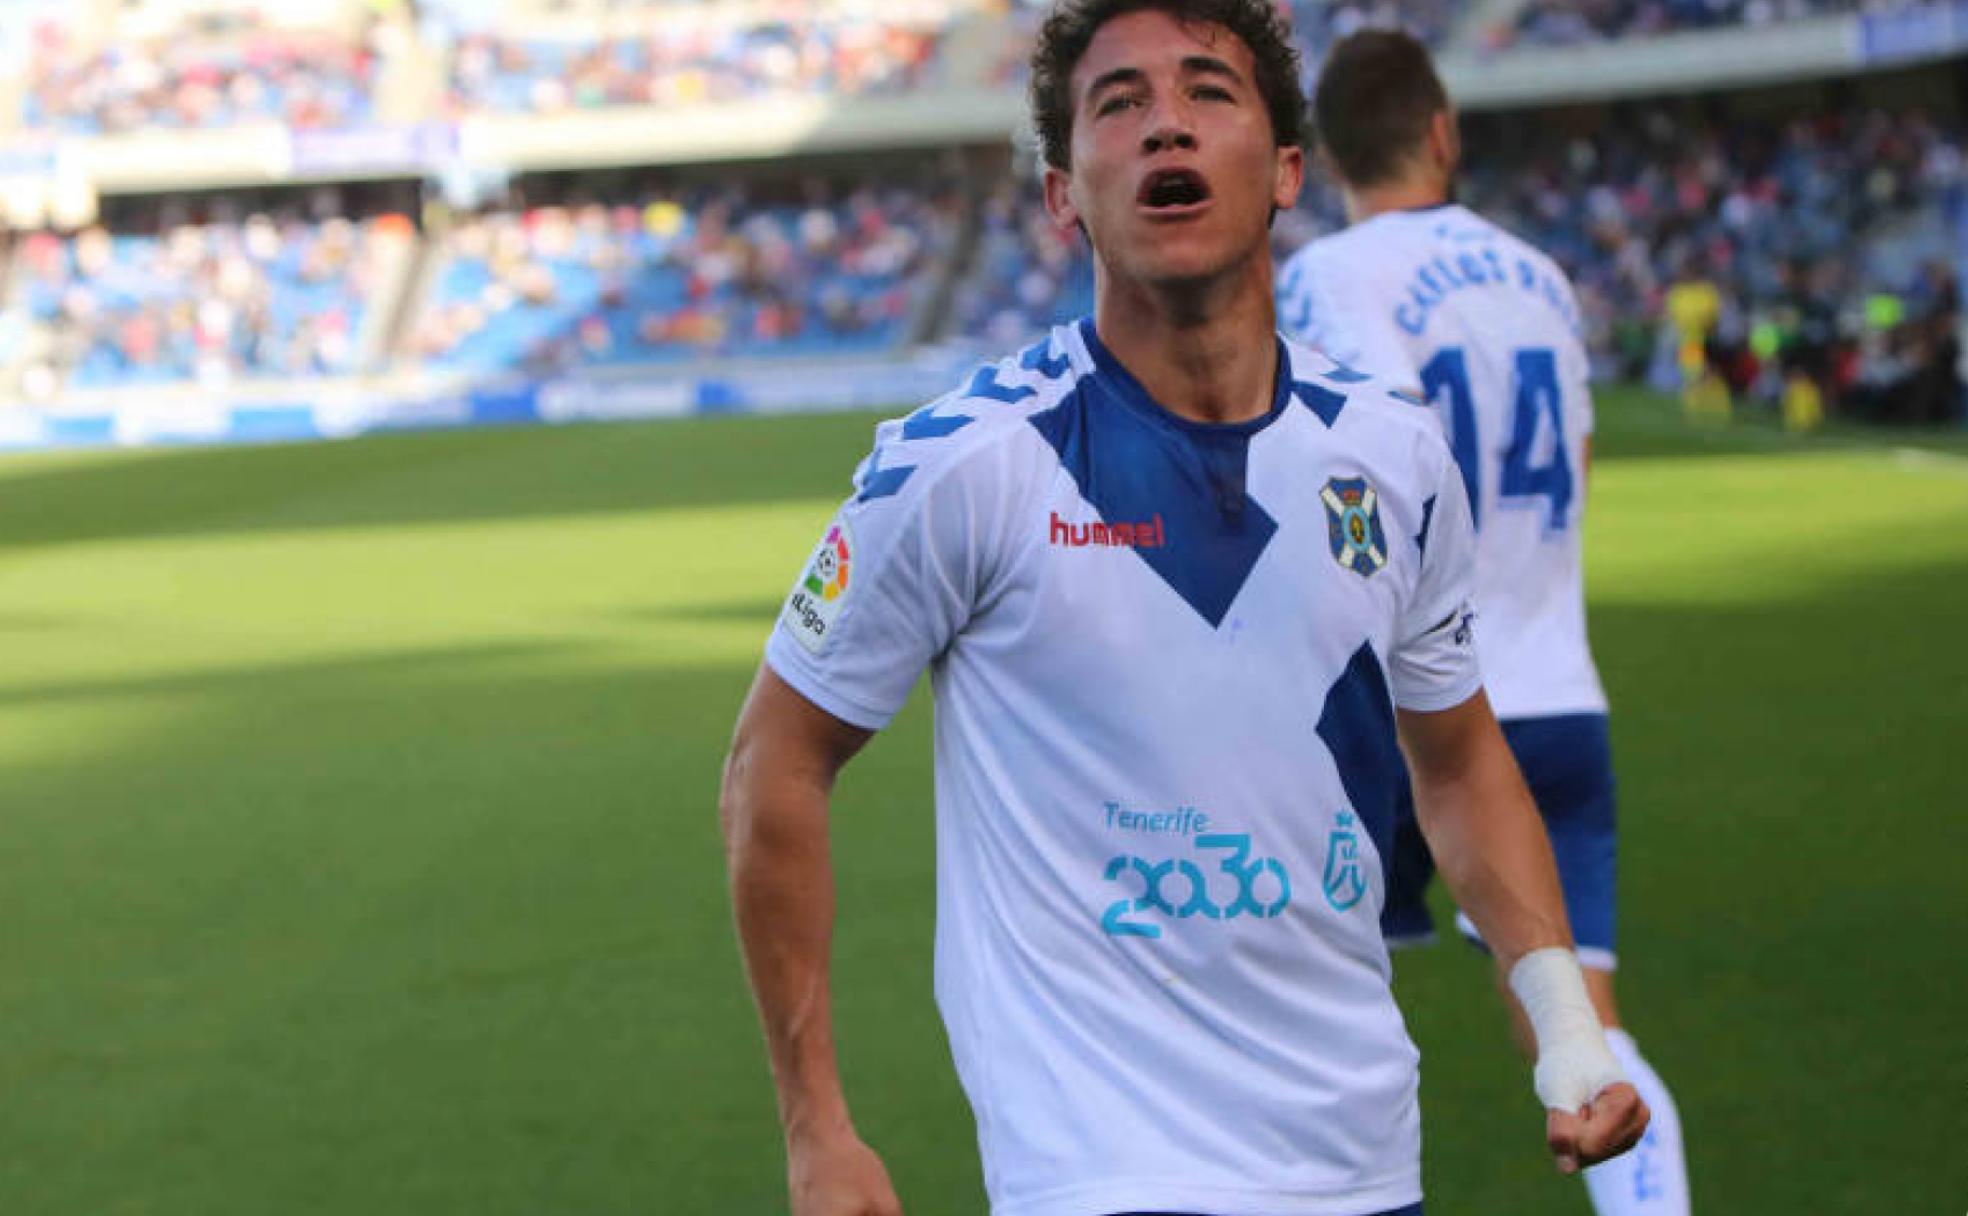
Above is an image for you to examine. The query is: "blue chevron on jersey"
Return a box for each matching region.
[1295,379,1348,427]
[1029,323,1287,628]
[1315,641,1404,875]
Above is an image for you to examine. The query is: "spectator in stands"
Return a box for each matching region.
[17,205,408,390]
[1503,0,1856,46]
[409,180,955,371]
[445,9,946,115]
[25,14,384,135]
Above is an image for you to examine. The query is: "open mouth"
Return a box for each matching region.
[1136,167,1212,212]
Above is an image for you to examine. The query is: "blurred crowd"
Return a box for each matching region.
[19,0,1902,136]
[1286,0,1459,59]
[947,181,1092,351]
[1499,0,1932,46]
[10,201,408,394]
[1458,106,1965,423]
[0,2,1961,425]
[409,180,959,371]
[24,16,383,135]
[445,11,949,113]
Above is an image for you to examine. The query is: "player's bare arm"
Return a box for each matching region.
[1396,690,1649,1174]
[720,666,900,1216]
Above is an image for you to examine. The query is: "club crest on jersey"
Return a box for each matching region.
[1322,811,1368,911]
[785,519,853,655]
[1321,477,1388,577]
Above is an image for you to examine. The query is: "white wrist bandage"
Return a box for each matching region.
[1508,947,1628,1114]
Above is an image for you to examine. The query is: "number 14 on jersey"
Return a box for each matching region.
[1419,345,1575,534]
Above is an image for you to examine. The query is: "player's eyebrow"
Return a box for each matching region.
[1178,55,1245,87]
[1082,66,1147,109]
[1082,56,1247,111]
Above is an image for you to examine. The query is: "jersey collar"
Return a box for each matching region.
[1075,317,1293,439]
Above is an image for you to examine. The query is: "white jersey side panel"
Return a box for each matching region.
[765,322,1483,1215]
[1279,204,1607,719]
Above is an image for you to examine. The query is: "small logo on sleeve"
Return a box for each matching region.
[1322,477,1388,577]
[1451,602,1475,648]
[784,520,853,654]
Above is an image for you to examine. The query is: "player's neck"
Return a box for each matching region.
[1343,176,1450,225]
[1091,261,1279,427]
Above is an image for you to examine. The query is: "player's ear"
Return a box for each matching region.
[1428,108,1459,176]
[1041,162,1081,233]
[1273,142,1305,212]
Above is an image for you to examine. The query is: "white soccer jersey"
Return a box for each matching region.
[1278,204,1607,720]
[765,319,1482,1216]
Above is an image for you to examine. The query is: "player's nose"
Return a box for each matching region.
[1142,124,1198,155]
[1140,99,1198,155]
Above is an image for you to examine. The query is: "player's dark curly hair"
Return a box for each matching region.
[1029,0,1305,172]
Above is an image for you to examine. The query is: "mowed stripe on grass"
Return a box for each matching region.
[0,389,1961,1213]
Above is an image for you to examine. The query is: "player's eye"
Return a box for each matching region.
[1096,94,1142,117]
[1192,84,1234,102]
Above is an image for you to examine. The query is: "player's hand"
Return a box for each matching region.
[787,1126,903,1216]
[1546,1081,1649,1175]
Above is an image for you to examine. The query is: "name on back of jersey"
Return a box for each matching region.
[1393,248,1579,339]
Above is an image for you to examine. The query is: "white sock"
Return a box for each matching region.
[1583,1029,1690,1215]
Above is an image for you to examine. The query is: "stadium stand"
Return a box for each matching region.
[11,201,414,393]
[0,0,1960,438]
[406,179,959,371]
[945,177,1092,350]
[1501,0,1919,47]
[23,8,392,135]
[442,2,958,115]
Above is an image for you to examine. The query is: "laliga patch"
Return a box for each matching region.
[785,518,854,654]
[1321,476,1388,577]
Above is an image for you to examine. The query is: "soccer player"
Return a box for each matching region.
[1277,30,1691,1216]
[721,4,1646,1213]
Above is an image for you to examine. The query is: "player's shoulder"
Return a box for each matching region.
[1448,208,1586,340]
[1278,223,1379,286]
[847,326,1086,506]
[1281,335,1446,455]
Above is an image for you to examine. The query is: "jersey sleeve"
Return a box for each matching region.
[1278,247,1423,392]
[1388,437,1483,712]
[763,413,999,731]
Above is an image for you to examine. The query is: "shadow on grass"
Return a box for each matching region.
[0,636,962,1216]
[0,410,890,553]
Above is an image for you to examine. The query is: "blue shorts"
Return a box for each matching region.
[1380,712,1618,969]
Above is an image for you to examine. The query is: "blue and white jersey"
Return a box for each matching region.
[765,319,1482,1216]
[1279,204,1607,720]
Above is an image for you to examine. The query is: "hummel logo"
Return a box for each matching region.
[1049,511,1166,549]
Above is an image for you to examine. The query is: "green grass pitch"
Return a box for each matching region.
[0,389,1963,1213]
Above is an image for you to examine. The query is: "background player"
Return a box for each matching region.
[1277,29,1690,1216]
[723,4,1645,1213]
